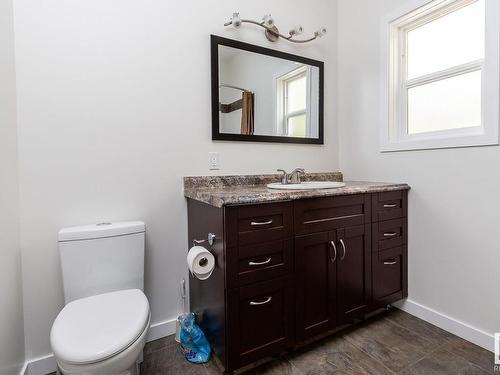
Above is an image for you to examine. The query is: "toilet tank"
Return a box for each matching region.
[58,221,145,303]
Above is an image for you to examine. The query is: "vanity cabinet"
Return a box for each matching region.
[187,190,408,374]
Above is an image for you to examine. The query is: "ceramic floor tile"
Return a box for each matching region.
[285,334,388,375]
[203,358,223,375]
[245,359,303,375]
[323,335,395,375]
[140,344,208,375]
[384,309,453,345]
[143,335,178,356]
[137,310,495,375]
[440,335,496,374]
[285,340,334,374]
[400,347,479,374]
[343,317,437,372]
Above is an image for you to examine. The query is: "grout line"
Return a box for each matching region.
[439,345,494,374]
[379,312,445,372]
[341,333,397,375]
[397,346,441,373]
[383,311,442,348]
[341,311,456,374]
[388,311,495,374]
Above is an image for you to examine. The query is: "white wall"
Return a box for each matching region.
[0,0,25,373]
[13,0,338,359]
[338,0,500,345]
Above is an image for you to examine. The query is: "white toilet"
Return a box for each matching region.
[50,221,150,375]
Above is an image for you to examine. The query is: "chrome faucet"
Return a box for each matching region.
[277,168,306,185]
[277,169,289,184]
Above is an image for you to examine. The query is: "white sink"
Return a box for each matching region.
[267,181,346,190]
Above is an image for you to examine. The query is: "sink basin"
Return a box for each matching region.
[266,181,346,190]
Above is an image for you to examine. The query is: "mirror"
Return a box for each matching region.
[211,35,324,144]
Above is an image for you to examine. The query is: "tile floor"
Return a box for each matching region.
[140,309,496,374]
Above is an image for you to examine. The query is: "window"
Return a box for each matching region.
[276,66,310,137]
[380,0,500,151]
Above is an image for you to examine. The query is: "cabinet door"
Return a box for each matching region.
[373,245,407,307]
[227,277,294,370]
[295,231,337,341]
[336,224,372,324]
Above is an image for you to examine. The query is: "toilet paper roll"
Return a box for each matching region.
[187,246,215,280]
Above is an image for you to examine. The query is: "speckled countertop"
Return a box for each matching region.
[184,173,410,208]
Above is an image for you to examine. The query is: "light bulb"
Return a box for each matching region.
[314,27,327,38]
[232,12,242,28]
[289,25,304,36]
[262,14,274,28]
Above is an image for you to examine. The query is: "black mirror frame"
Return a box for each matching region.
[211,35,324,144]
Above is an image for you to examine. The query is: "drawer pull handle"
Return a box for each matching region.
[339,239,346,261]
[250,219,273,226]
[249,296,272,306]
[329,241,337,263]
[248,258,272,266]
[383,232,398,237]
[383,204,397,208]
[383,259,398,265]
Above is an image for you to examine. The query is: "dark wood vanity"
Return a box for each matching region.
[186,177,408,374]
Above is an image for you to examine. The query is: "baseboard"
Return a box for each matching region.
[145,317,177,342]
[394,299,495,352]
[19,362,28,375]
[23,355,56,375]
[21,318,177,375]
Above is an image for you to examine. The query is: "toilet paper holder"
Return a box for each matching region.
[192,232,216,247]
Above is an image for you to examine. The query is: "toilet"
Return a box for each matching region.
[50,221,150,375]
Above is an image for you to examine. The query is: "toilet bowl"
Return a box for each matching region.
[51,222,149,375]
[51,289,150,375]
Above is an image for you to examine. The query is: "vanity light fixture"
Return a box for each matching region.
[224,12,327,43]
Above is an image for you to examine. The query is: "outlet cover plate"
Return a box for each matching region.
[208,152,220,170]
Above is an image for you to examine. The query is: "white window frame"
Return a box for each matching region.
[380,0,500,152]
[275,66,312,137]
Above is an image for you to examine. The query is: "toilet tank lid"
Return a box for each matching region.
[58,221,145,242]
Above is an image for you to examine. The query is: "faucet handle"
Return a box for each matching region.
[277,169,288,184]
[290,168,306,184]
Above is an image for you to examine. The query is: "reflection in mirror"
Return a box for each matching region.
[213,37,323,144]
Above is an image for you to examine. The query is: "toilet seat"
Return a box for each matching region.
[50,289,150,365]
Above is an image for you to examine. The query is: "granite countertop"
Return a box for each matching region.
[184,173,410,208]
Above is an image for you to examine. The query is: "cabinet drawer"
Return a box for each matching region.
[228,277,294,369]
[373,246,406,306]
[372,190,407,222]
[372,218,407,252]
[227,240,293,287]
[226,202,292,247]
[294,195,371,235]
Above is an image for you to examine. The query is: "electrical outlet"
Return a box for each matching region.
[208,152,220,170]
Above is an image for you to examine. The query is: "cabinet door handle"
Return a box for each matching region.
[329,241,337,263]
[383,203,397,208]
[249,296,272,306]
[383,259,398,265]
[339,239,346,261]
[248,258,272,266]
[383,232,398,237]
[250,219,273,226]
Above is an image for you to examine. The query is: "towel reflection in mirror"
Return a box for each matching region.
[219,85,255,135]
[240,91,254,135]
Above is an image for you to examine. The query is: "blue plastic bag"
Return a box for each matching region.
[179,312,211,363]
